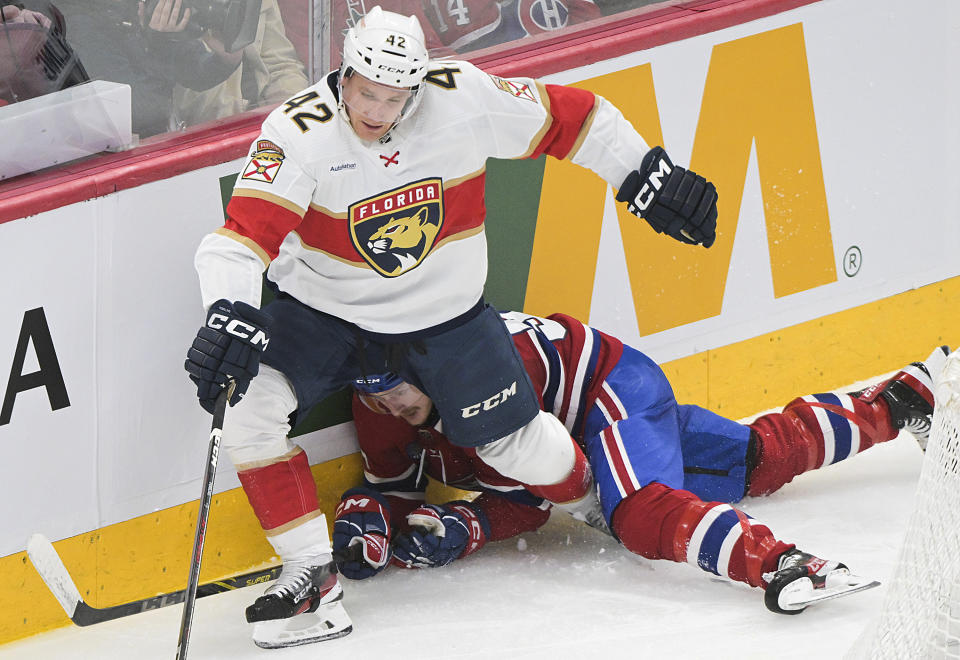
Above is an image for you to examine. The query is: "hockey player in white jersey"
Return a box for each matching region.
[183,6,718,648]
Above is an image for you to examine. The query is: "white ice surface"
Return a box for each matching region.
[4,428,922,660]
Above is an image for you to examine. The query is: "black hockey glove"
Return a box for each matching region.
[616,146,718,248]
[184,299,272,414]
[392,502,490,568]
[333,488,392,580]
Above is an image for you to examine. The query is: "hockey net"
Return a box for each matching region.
[848,349,960,659]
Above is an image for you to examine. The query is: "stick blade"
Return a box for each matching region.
[26,533,83,619]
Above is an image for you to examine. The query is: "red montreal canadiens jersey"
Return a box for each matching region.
[195,60,649,333]
[352,311,623,538]
[421,0,602,51]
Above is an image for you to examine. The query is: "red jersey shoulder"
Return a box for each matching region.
[420,0,502,49]
[514,0,602,36]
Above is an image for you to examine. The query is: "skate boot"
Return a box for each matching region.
[554,491,611,535]
[763,549,878,614]
[246,558,352,648]
[858,346,950,450]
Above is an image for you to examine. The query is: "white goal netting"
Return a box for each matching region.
[848,349,960,659]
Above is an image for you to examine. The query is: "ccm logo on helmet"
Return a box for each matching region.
[207,314,270,349]
[633,156,673,211]
[461,382,517,418]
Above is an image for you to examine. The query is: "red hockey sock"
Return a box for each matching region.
[612,483,792,588]
[747,392,898,496]
[236,447,321,531]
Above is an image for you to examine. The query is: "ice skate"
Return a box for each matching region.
[763,549,879,614]
[554,491,611,535]
[246,559,352,649]
[858,345,950,449]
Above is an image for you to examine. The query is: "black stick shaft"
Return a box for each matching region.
[176,384,232,660]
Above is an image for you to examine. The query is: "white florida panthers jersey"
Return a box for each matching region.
[195,59,649,333]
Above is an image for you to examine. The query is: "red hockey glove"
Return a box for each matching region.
[392,502,490,568]
[333,488,392,580]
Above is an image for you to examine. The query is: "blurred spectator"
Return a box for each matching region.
[55,0,306,138]
[170,0,308,129]
[0,1,89,106]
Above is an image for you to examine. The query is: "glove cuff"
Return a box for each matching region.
[339,486,392,514]
[447,501,490,558]
[233,300,274,329]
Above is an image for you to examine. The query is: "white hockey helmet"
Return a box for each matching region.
[341,6,429,89]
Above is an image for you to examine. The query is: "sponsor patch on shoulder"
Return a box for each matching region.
[488,75,537,103]
[241,140,285,183]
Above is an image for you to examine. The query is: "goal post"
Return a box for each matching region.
[848,349,960,659]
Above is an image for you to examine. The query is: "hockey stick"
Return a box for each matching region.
[26,533,282,626]
[26,535,360,628]
[176,383,233,660]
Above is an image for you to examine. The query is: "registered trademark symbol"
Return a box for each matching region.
[843,246,862,277]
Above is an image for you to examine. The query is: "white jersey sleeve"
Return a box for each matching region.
[194,90,321,310]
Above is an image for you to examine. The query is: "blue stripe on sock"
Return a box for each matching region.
[696,508,742,575]
[815,393,852,463]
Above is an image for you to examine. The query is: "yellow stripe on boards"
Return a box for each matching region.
[525,23,836,336]
[0,453,364,645]
[0,449,479,646]
[693,21,836,304]
[525,64,663,322]
[3,275,959,645]
[662,276,960,421]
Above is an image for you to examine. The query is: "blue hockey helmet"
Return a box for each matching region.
[353,372,406,394]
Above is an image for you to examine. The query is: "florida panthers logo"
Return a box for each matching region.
[349,178,444,277]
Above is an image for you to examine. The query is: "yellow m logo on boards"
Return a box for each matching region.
[525,23,837,334]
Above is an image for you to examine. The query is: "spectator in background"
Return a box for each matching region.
[162,0,308,129]
[55,0,306,138]
[0,1,88,106]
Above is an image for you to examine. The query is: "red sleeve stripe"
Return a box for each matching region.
[232,187,307,216]
[515,81,554,159]
[530,83,598,160]
[214,227,272,267]
[225,194,305,260]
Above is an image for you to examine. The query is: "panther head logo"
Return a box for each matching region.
[349,179,444,277]
[367,207,440,264]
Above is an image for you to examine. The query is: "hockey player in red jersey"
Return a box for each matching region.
[419,0,604,53]
[183,4,718,648]
[333,310,949,614]
[329,1,603,58]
